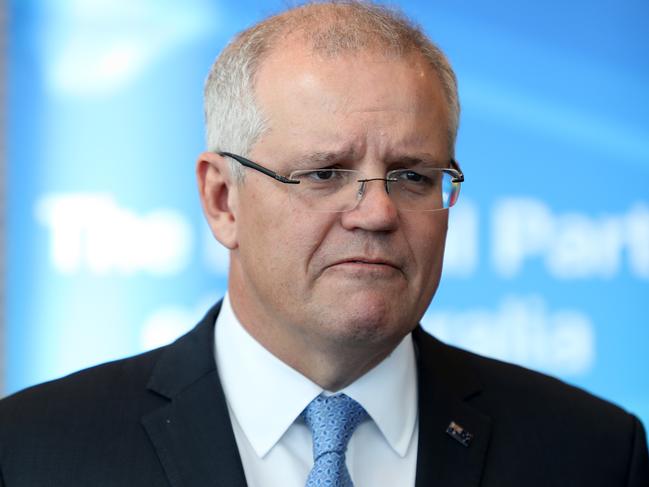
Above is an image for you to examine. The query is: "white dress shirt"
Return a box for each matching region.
[214,294,419,487]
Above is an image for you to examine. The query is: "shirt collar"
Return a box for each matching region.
[339,332,417,457]
[214,293,417,458]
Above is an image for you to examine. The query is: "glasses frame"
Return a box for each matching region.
[219,151,301,184]
[218,151,465,211]
[219,151,464,184]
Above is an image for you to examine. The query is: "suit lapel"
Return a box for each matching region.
[413,328,492,487]
[141,301,248,487]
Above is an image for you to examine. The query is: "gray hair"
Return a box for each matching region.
[204,1,460,181]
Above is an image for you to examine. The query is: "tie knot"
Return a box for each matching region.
[302,393,368,459]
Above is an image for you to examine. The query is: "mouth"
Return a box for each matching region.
[327,257,402,272]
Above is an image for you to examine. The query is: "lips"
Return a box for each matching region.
[329,257,401,270]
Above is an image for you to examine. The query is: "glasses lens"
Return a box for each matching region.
[288,169,361,212]
[389,169,461,211]
[287,168,462,212]
[445,172,461,208]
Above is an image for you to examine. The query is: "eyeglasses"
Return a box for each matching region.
[219,151,464,212]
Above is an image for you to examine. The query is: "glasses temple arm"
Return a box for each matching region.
[450,159,464,183]
[218,151,300,184]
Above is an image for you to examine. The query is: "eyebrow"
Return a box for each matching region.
[287,148,358,169]
[386,154,448,169]
[284,150,449,170]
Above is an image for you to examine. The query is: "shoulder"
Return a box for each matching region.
[0,303,223,483]
[0,300,221,436]
[1,346,163,409]
[0,346,167,449]
[0,347,177,484]
[447,340,632,422]
[0,300,222,426]
[415,327,633,420]
[416,330,649,484]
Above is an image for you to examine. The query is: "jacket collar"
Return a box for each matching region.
[413,326,492,487]
[142,300,248,487]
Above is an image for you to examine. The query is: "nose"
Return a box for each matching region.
[340,178,399,232]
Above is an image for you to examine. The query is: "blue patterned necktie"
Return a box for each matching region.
[302,393,368,487]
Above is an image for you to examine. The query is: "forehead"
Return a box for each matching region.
[251,41,451,164]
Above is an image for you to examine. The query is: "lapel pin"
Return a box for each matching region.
[446,420,473,447]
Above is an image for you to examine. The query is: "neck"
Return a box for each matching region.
[278,338,396,391]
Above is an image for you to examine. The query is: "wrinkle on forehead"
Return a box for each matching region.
[283,144,448,172]
[252,44,450,163]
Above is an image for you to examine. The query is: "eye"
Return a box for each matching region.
[395,170,430,184]
[291,168,355,190]
[299,169,349,184]
[312,169,336,181]
[403,171,424,182]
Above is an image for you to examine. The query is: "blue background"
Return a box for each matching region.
[6,0,649,428]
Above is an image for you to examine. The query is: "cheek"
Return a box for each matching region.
[409,215,448,278]
[239,199,334,280]
[237,183,291,244]
[287,211,340,273]
[235,191,287,279]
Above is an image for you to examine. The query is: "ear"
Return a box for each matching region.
[196,152,239,249]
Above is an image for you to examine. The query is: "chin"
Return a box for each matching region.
[320,294,412,346]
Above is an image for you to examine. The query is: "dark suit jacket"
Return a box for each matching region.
[0,300,647,486]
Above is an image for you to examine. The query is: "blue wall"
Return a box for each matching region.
[7,0,649,427]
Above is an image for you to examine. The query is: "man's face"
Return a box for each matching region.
[226,43,451,357]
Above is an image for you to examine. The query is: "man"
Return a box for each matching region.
[0,2,647,486]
